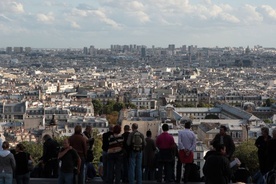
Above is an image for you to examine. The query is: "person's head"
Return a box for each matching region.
[113,125,121,134]
[109,124,114,132]
[162,124,169,132]
[132,123,138,131]
[215,144,226,155]
[85,125,92,133]
[2,141,9,150]
[124,125,130,132]
[15,143,25,152]
[261,127,269,136]
[74,125,82,134]
[272,128,276,139]
[43,134,51,142]
[184,121,192,129]
[146,130,152,138]
[62,138,70,149]
[220,125,227,135]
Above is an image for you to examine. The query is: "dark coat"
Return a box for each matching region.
[211,134,235,159]
[203,152,231,184]
[143,137,156,168]
[265,139,276,172]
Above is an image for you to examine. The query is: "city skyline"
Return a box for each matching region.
[1,0,276,49]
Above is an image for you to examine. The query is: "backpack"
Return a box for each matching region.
[132,131,143,152]
[265,169,276,184]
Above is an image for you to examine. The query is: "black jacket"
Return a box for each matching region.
[203,152,231,184]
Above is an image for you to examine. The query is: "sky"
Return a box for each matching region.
[1,0,276,49]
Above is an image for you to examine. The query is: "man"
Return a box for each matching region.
[122,125,131,183]
[177,119,196,183]
[69,125,87,184]
[102,124,113,183]
[203,144,232,184]
[265,128,276,173]
[156,123,175,183]
[40,134,60,178]
[127,123,145,184]
[83,125,95,181]
[211,125,235,160]
[58,138,81,184]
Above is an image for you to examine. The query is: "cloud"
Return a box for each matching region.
[0,1,24,13]
[241,4,263,24]
[258,5,276,20]
[71,21,81,29]
[36,12,55,24]
[0,14,12,22]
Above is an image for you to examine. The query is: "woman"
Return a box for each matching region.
[14,143,33,184]
[107,125,124,184]
[0,141,16,184]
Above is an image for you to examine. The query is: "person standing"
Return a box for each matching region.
[265,128,276,173]
[0,141,16,184]
[255,126,271,174]
[127,123,145,184]
[211,125,235,160]
[58,138,81,184]
[107,125,124,184]
[14,143,33,184]
[83,125,95,182]
[40,134,60,178]
[121,125,131,183]
[177,120,196,183]
[203,144,231,184]
[156,124,175,183]
[143,130,156,181]
[102,125,114,183]
[69,125,87,184]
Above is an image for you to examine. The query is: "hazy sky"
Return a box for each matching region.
[1,0,276,48]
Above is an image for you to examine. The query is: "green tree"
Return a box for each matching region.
[103,100,116,114]
[22,141,43,164]
[92,99,103,115]
[233,139,258,174]
[113,102,125,112]
[92,129,102,164]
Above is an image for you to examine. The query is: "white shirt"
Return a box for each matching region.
[178,128,196,151]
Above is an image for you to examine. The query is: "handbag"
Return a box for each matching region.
[179,150,194,164]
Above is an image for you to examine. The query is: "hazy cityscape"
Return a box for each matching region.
[1,0,276,183]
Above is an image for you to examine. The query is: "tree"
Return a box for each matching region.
[113,102,125,112]
[106,111,119,124]
[92,99,103,115]
[233,139,258,174]
[22,141,43,164]
[103,100,116,114]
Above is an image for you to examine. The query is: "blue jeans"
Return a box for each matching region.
[58,171,74,184]
[129,151,142,184]
[0,173,13,184]
[15,172,30,184]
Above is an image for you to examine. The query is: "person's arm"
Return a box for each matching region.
[77,156,81,173]
[227,136,235,157]
[127,133,132,146]
[83,138,87,158]
[10,154,16,171]
[58,147,72,159]
[178,131,183,150]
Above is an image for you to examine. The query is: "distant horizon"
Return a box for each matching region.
[1,0,276,49]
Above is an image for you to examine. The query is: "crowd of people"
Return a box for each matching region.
[0,122,276,184]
